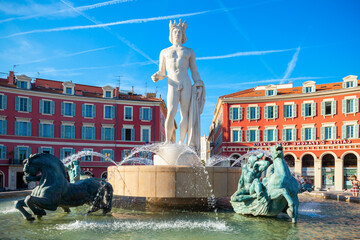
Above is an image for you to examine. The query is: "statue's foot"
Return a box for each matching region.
[26,215,35,221]
[292,218,297,224]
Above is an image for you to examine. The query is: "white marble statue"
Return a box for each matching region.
[151,19,205,153]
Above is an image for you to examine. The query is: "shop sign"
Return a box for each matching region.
[253,139,352,147]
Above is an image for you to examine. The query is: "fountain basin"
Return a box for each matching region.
[108,166,241,208]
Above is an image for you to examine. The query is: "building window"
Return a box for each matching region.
[39,123,54,138]
[83,104,96,118]
[231,129,242,142]
[321,101,336,116]
[302,102,316,117]
[347,125,354,139]
[301,127,316,141]
[104,106,114,119]
[101,127,114,141]
[15,146,31,162]
[61,125,75,139]
[140,107,152,121]
[81,149,93,161]
[305,87,312,93]
[305,128,312,140]
[122,127,134,141]
[265,105,278,119]
[15,121,31,136]
[0,120,7,135]
[286,129,292,141]
[17,81,28,89]
[0,95,7,110]
[101,149,114,161]
[324,127,332,140]
[105,91,112,98]
[247,129,259,142]
[266,89,277,96]
[346,99,354,113]
[141,127,150,142]
[38,147,54,155]
[60,148,75,160]
[40,100,54,115]
[247,106,259,120]
[346,81,354,88]
[15,97,32,112]
[230,106,242,121]
[82,126,95,140]
[62,102,75,116]
[121,149,131,160]
[66,87,72,95]
[265,129,277,142]
[0,145,6,159]
[124,106,133,120]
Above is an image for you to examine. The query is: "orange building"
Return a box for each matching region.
[208,75,360,191]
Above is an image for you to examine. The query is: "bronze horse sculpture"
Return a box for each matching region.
[231,144,299,223]
[15,153,113,220]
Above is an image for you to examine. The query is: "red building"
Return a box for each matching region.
[208,75,360,191]
[0,71,166,190]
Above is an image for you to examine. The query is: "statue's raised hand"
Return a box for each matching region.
[151,72,166,83]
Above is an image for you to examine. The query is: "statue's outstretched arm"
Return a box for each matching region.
[151,50,167,82]
[189,49,201,83]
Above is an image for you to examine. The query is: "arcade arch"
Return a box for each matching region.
[342,151,359,189]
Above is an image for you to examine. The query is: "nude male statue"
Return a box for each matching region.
[151,20,204,145]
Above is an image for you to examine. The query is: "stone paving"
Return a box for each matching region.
[302,190,360,203]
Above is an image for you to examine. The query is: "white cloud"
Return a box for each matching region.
[280,47,301,84]
[197,48,295,60]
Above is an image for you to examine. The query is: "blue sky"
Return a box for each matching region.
[0,0,359,139]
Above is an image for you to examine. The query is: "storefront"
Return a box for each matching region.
[322,154,335,189]
[302,154,314,183]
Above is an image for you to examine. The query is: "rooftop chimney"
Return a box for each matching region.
[7,71,15,85]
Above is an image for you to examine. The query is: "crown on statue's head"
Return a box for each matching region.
[169,19,187,44]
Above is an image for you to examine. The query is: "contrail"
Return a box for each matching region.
[0,0,133,24]
[2,8,224,39]
[17,46,115,65]
[59,0,157,65]
[280,47,301,84]
[197,48,295,60]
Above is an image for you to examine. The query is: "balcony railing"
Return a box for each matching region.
[8,158,24,165]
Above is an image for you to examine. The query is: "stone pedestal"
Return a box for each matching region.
[108,165,241,208]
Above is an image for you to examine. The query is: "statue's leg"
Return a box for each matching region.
[270,188,296,223]
[178,87,191,144]
[61,206,71,213]
[102,183,113,214]
[15,199,34,221]
[24,196,47,219]
[165,86,179,143]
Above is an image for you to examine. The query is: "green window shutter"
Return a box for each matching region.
[343,82,346,88]
[149,108,153,121]
[121,151,125,161]
[51,101,55,114]
[15,121,19,135]
[264,106,268,119]
[240,107,243,120]
[100,150,105,161]
[293,128,297,141]
[264,129,268,141]
[239,130,243,142]
[332,126,337,140]
[274,129,278,141]
[282,129,286,141]
[131,129,135,141]
[110,150,114,161]
[301,128,305,141]
[256,107,260,119]
[61,102,64,115]
[39,123,43,137]
[50,148,54,155]
[111,106,115,119]
[61,125,65,138]
[293,104,297,118]
[15,97,19,111]
[38,147,43,153]
[14,147,19,161]
[111,128,114,140]
[320,127,324,140]
[355,125,359,139]
[101,127,105,140]
[27,122,32,136]
[274,89,277,95]
[2,95,6,109]
[60,149,64,160]
[50,124,54,138]
[246,107,250,120]
[265,90,268,96]
[1,120,6,135]
[28,99,32,112]
[92,127,96,140]
[321,102,324,116]
[256,130,260,142]
[71,103,76,116]
[283,105,286,118]
[27,147,31,158]
[71,126,75,139]
[82,104,85,117]
[275,105,278,119]
[93,105,96,118]
[301,103,305,117]
[121,128,125,140]
[302,87,306,93]
[332,101,336,115]
[312,127,316,140]
[342,125,346,139]
[355,80,358,87]
[246,130,250,142]
[342,99,346,114]
[82,126,85,139]
[1,146,6,159]
[311,102,316,117]
[353,98,357,112]
[229,107,233,120]
[139,107,143,120]
[39,100,43,113]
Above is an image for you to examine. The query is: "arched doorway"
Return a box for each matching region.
[343,153,358,189]
[101,171,108,180]
[302,154,314,183]
[0,170,4,190]
[83,171,94,178]
[230,153,241,167]
[322,154,335,189]
[284,154,295,173]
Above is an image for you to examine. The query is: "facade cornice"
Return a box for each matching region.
[0,86,162,106]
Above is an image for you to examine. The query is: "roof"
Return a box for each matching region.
[220,80,360,99]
